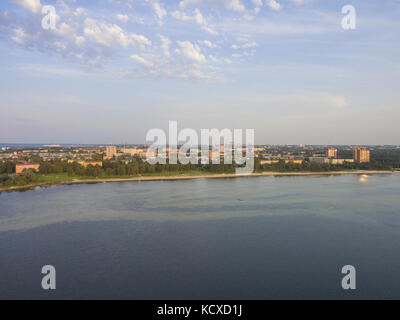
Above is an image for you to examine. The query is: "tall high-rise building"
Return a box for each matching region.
[354,148,370,163]
[106,146,117,159]
[326,148,338,159]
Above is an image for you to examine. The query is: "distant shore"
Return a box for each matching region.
[0,170,398,194]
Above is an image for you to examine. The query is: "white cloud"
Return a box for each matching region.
[242,41,257,48]
[5,1,224,81]
[5,0,308,82]
[74,8,86,17]
[117,14,129,23]
[84,18,151,49]
[176,41,206,63]
[171,10,192,22]
[232,41,258,49]
[130,54,154,68]
[158,34,171,56]
[13,0,42,14]
[193,8,205,25]
[171,8,218,35]
[267,0,282,11]
[251,0,263,16]
[11,28,27,44]
[52,21,85,47]
[199,40,217,48]
[130,33,152,49]
[116,14,145,25]
[172,8,207,24]
[252,0,263,7]
[145,0,167,22]
[227,0,246,12]
[202,26,218,35]
[209,54,231,65]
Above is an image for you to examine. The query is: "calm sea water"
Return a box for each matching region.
[0,174,400,300]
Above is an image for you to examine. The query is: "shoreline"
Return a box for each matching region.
[0,170,398,193]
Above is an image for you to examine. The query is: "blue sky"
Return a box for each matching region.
[0,0,399,144]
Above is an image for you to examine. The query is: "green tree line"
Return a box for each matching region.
[1,148,399,188]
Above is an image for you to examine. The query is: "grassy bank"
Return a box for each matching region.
[35,170,216,182]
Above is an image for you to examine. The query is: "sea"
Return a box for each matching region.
[0,174,399,299]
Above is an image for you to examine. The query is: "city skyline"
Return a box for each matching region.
[1,0,399,144]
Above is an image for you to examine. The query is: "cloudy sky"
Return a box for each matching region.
[0,0,399,144]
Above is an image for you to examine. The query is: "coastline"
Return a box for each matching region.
[0,170,397,194]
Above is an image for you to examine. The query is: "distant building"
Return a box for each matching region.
[139,151,148,158]
[326,148,338,159]
[260,160,280,165]
[284,160,303,165]
[354,148,370,163]
[309,157,354,165]
[209,151,220,161]
[309,157,330,164]
[16,163,40,174]
[121,148,143,157]
[145,150,158,158]
[105,146,117,159]
[329,159,354,165]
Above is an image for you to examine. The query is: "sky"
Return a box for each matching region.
[0,0,399,145]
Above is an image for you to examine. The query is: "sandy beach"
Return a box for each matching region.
[0,170,397,193]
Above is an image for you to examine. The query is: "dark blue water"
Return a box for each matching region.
[0,174,399,299]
